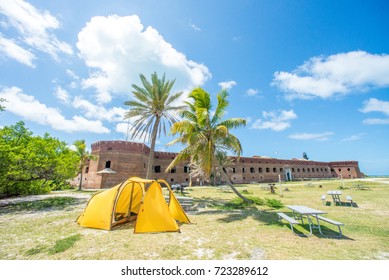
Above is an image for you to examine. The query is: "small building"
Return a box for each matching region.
[78,140,364,189]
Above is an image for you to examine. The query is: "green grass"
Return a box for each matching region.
[1,178,388,260]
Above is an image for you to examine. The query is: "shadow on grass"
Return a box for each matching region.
[324,201,359,208]
[0,196,87,215]
[193,197,355,240]
[193,197,282,226]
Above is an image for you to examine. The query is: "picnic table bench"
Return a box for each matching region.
[277,212,300,234]
[164,196,195,211]
[315,215,344,238]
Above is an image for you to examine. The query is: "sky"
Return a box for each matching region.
[0,0,388,175]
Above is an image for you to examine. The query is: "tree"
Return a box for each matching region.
[73,139,95,191]
[124,72,185,179]
[167,87,250,202]
[0,122,79,197]
[0,97,6,112]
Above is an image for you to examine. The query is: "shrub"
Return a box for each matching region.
[265,198,284,209]
[220,196,284,210]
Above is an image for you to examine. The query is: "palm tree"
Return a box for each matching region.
[124,72,185,179]
[73,139,95,191]
[167,87,250,202]
[213,151,234,185]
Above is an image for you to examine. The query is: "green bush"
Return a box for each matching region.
[220,196,284,210]
[265,198,284,209]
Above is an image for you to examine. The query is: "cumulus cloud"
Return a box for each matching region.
[0,86,109,133]
[251,110,297,131]
[288,132,334,141]
[273,51,389,99]
[0,0,73,63]
[77,15,211,104]
[218,80,237,90]
[360,98,389,115]
[72,96,127,122]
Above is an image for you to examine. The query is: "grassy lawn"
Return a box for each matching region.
[0,178,388,260]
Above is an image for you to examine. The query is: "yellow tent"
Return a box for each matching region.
[77,177,191,233]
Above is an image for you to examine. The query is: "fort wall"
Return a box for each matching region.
[79,141,364,189]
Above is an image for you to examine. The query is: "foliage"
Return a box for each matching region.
[73,139,95,190]
[265,198,284,209]
[167,87,249,201]
[124,72,185,178]
[0,122,79,197]
[0,97,6,112]
[215,196,283,210]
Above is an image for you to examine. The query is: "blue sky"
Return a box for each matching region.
[0,0,388,175]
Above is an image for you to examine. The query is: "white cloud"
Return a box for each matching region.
[362,118,389,125]
[288,132,334,141]
[0,34,36,67]
[340,133,364,142]
[0,86,110,133]
[360,98,389,115]
[77,15,211,104]
[218,80,237,90]
[72,96,127,122]
[115,122,153,143]
[360,98,389,125]
[251,110,297,131]
[54,86,70,104]
[273,51,389,99]
[246,88,258,96]
[189,23,201,31]
[0,0,73,61]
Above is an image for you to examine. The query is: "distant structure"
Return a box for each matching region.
[77,141,364,189]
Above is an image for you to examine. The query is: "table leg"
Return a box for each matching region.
[313,215,324,236]
[306,215,313,236]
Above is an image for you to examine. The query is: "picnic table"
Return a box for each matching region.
[287,205,326,236]
[278,205,345,237]
[327,190,342,205]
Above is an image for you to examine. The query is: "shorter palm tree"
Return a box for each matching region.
[167,87,250,202]
[73,139,95,191]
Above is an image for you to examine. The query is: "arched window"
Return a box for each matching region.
[105,161,111,168]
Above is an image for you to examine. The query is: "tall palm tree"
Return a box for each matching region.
[124,72,185,179]
[167,87,250,202]
[73,139,95,191]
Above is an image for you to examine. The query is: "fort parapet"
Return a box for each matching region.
[78,140,364,189]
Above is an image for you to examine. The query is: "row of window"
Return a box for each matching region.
[86,160,351,174]
[154,165,331,174]
[232,167,329,174]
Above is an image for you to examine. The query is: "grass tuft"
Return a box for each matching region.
[48,234,82,255]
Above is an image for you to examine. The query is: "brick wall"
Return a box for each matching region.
[81,141,364,189]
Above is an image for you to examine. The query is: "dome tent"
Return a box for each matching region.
[77,177,191,233]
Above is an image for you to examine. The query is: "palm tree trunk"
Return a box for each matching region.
[146,117,161,179]
[78,167,83,191]
[214,156,251,203]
